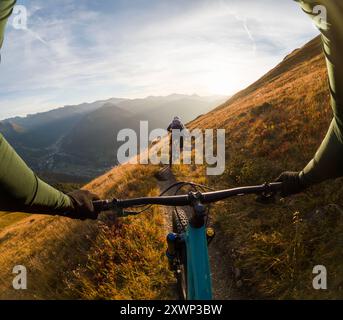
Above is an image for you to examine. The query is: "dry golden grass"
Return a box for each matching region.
[0,214,98,299]
[0,163,174,300]
[173,36,343,299]
[69,163,175,300]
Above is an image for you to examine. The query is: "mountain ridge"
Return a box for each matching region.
[0,94,227,182]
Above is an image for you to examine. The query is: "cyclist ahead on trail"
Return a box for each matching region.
[167,116,185,165]
[167,116,185,133]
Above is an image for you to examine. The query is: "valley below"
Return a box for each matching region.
[0,94,226,183]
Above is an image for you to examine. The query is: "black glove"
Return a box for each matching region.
[67,190,100,220]
[275,171,307,197]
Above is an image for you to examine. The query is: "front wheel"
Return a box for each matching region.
[172,209,188,300]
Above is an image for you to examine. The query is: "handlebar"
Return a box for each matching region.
[93,182,282,212]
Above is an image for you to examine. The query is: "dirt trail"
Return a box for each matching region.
[156,166,239,300]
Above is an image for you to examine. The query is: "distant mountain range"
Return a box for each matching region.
[0,94,227,182]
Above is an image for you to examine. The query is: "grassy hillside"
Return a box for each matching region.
[69,164,175,299]
[0,163,174,299]
[173,36,343,299]
[0,213,98,299]
[1,35,342,300]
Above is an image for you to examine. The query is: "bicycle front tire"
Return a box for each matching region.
[172,209,188,300]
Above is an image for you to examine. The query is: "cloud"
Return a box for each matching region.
[0,0,318,119]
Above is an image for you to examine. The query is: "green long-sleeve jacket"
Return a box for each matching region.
[0,0,72,213]
[295,0,343,185]
[0,0,13,49]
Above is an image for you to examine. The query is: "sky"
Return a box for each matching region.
[0,0,319,120]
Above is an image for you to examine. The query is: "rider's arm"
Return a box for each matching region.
[0,133,73,213]
[0,2,99,218]
[0,0,73,214]
[296,0,343,185]
[0,133,100,218]
[0,0,16,49]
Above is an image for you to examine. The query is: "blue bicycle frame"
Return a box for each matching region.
[92,182,283,301]
[185,224,212,299]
